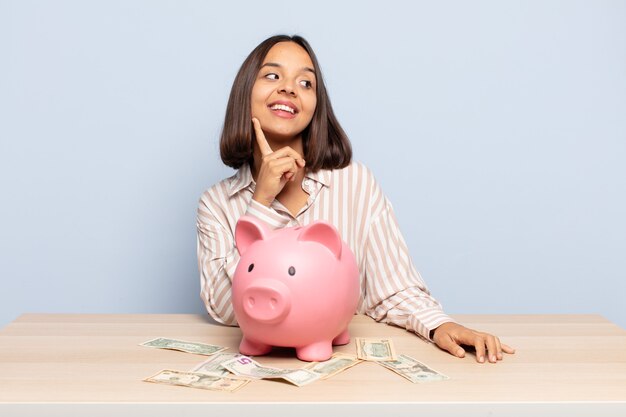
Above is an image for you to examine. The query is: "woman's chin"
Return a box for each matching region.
[263,128,304,143]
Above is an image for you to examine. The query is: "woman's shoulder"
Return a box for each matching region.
[331,160,377,179]
[198,170,241,211]
[319,161,384,204]
[329,160,381,191]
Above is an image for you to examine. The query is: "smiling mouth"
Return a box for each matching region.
[269,103,297,115]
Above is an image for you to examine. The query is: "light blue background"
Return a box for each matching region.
[1,0,625,329]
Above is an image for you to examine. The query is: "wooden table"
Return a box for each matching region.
[1,314,625,416]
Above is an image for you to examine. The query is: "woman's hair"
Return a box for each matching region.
[219,34,352,172]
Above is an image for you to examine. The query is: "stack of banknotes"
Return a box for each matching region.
[140,336,448,392]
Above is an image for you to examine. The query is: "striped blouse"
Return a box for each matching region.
[196,161,455,341]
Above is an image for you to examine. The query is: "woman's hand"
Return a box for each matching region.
[432,322,515,363]
[251,118,306,207]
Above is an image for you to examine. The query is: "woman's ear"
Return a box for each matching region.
[235,216,269,255]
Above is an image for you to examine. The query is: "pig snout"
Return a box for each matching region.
[241,279,291,324]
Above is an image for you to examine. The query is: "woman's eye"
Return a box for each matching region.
[299,80,312,88]
[288,266,296,276]
[264,73,278,80]
[248,263,254,272]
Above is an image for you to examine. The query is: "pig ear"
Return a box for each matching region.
[235,216,268,255]
[297,221,342,259]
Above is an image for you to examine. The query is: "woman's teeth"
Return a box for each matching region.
[270,104,295,114]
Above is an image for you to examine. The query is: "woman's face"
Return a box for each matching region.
[250,42,317,143]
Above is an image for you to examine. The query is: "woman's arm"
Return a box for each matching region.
[362,187,514,362]
[196,185,293,324]
[362,194,456,340]
[196,196,240,326]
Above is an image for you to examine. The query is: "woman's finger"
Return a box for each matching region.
[252,118,273,156]
[266,146,305,166]
[473,335,487,363]
[495,336,503,360]
[268,158,298,180]
[484,334,498,363]
[501,343,516,354]
[435,333,466,358]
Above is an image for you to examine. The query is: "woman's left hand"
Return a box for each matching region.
[432,322,515,363]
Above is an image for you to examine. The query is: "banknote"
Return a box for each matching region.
[144,369,250,392]
[190,352,244,377]
[355,337,398,361]
[140,337,227,356]
[303,352,363,380]
[221,356,320,387]
[379,354,449,383]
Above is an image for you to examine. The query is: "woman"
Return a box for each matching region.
[197,34,515,363]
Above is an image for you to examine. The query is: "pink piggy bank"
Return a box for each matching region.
[232,215,360,362]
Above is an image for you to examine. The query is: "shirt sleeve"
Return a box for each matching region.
[245,198,290,230]
[362,194,456,341]
[197,194,289,325]
[196,195,240,326]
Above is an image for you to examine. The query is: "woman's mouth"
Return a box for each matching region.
[268,102,298,119]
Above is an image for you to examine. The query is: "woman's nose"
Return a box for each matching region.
[278,79,296,96]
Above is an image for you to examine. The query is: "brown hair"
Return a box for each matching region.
[219,35,352,171]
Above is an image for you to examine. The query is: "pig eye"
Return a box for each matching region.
[248,263,254,272]
[288,266,296,276]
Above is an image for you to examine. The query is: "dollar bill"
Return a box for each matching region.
[190,352,244,377]
[355,337,398,361]
[303,352,363,380]
[144,369,250,392]
[221,356,320,387]
[140,337,227,356]
[379,354,449,383]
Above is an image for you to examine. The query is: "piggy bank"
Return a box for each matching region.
[232,215,360,362]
